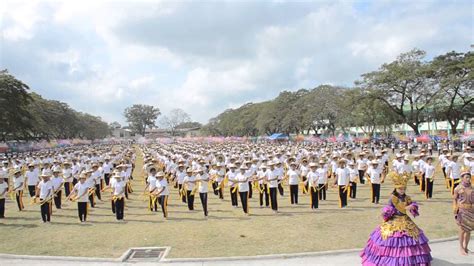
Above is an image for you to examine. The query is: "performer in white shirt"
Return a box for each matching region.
[334,160,350,208]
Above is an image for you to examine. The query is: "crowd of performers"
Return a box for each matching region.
[0,142,472,260]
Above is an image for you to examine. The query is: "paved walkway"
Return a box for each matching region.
[0,238,472,265]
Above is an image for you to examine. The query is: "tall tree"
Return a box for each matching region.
[357,49,441,135]
[124,104,160,136]
[0,70,33,141]
[159,108,191,136]
[430,51,474,134]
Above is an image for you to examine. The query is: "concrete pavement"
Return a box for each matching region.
[0,238,472,265]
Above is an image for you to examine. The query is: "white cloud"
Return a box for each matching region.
[1,0,471,125]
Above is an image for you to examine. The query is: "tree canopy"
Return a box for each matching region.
[0,70,110,141]
[124,104,161,136]
[203,49,473,137]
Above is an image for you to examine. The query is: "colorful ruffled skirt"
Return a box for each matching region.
[360,226,432,265]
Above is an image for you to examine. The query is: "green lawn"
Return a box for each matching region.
[0,152,458,258]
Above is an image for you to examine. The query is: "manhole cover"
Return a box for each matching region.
[122,247,167,262]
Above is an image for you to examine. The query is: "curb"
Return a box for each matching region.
[0,236,463,263]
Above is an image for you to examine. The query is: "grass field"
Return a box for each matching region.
[0,150,459,259]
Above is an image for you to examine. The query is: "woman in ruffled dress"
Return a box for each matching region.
[360,172,432,266]
[453,168,473,255]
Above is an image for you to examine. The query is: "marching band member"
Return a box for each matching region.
[299,158,309,194]
[196,167,209,216]
[25,163,39,197]
[145,167,158,212]
[91,164,102,201]
[423,157,435,199]
[154,171,169,219]
[366,160,383,204]
[67,174,90,223]
[287,162,300,205]
[71,158,81,185]
[183,168,196,211]
[257,164,269,207]
[11,168,25,211]
[0,176,7,218]
[103,157,113,186]
[227,164,238,208]
[236,165,250,215]
[307,162,319,210]
[334,159,350,208]
[267,161,279,213]
[348,161,358,199]
[35,171,53,223]
[448,155,462,195]
[62,161,73,197]
[316,160,328,201]
[111,173,126,221]
[51,169,64,209]
[175,163,187,203]
[275,161,285,196]
[356,153,368,184]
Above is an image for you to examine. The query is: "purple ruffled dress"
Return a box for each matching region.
[360,194,432,266]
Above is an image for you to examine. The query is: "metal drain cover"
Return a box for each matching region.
[121,247,168,262]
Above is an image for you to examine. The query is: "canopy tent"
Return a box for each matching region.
[267,133,289,141]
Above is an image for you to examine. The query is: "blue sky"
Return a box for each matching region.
[1,0,472,125]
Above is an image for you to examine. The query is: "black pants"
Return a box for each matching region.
[89,192,95,207]
[230,187,238,207]
[358,170,365,184]
[259,184,269,207]
[104,174,110,186]
[115,198,124,220]
[28,185,36,197]
[371,184,380,204]
[0,198,5,218]
[318,184,326,200]
[289,184,298,204]
[40,200,52,222]
[310,187,319,209]
[425,179,434,199]
[186,190,194,210]
[429,149,432,155]
[414,174,420,185]
[54,191,62,209]
[78,202,87,221]
[199,192,208,216]
[217,183,224,199]
[278,183,284,196]
[178,184,186,203]
[64,182,72,197]
[349,181,357,199]
[95,184,102,200]
[149,195,158,211]
[111,198,116,213]
[269,187,278,211]
[157,195,168,218]
[239,191,249,213]
[420,174,426,192]
[248,182,253,198]
[212,182,219,196]
[339,185,348,208]
[16,190,24,210]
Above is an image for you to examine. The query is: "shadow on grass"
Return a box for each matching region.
[0,223,39,228]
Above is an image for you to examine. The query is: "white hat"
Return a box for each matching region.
[309,162,317,167]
